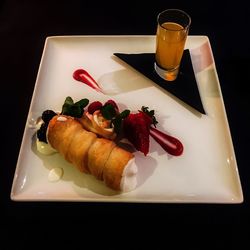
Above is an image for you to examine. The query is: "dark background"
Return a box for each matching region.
[1,0,250,244]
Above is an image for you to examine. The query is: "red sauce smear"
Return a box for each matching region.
[149,127,184,156]
[73,69,103,93]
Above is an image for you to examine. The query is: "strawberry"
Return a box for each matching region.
[88,101,103,114]
[123,111,153,155]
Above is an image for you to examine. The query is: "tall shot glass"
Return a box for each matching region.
[155,9,191,81]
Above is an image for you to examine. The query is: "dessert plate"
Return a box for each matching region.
[11,35,243,203]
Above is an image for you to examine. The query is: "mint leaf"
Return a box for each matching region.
[64,96,74,105]
[119,109,130,119]
[61,96,89,118]
[112,116,122,133]
[111,109,130,134]
[61,103,72,116]
[75,98,89,109]
[101,104,116,120]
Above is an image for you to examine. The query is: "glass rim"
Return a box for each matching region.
[157,9,191,31]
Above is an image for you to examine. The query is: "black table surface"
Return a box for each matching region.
[1,0,250,243]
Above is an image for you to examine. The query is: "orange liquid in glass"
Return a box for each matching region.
[156,22,187,71]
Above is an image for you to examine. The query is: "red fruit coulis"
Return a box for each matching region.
[149,127,184,156]
[73,69,103,93]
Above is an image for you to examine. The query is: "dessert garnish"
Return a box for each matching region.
[79,99,130,140]
[123,106,183,156]
[123,109,153,156]
[37,96,184,156]
[73,69,103,93]
[87,101,103,114]
[61,96,89,118]
[37,110,57,143]
[37,97,89,143]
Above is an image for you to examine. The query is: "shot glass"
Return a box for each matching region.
[155,9,191,81]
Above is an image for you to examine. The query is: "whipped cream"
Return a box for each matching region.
[120,158,138,192]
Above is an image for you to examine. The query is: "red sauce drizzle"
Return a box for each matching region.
[73,69,103,93]
[149,127,184,156]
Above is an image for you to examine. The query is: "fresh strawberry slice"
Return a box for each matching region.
[123,112,152,155]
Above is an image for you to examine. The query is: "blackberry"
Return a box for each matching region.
[37,123,48,143]
[42,110,57,123]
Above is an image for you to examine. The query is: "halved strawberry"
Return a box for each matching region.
[123,112,152,155]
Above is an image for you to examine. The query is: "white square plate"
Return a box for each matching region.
[11,36,243,203]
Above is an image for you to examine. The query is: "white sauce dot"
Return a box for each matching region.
[36,139,57,155]
[57,116,67,122]
[48,168,64,182]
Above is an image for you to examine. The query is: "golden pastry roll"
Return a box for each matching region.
[103,146,134,191]
[47,115,135,191]
[48,115,97,173]
[87,138,116,180]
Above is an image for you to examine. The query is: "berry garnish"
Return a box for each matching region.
[42,110,57,123]
[88,101,103,114]
[123,112,152,155]
[104,99,119,112]
[37,123,48,143]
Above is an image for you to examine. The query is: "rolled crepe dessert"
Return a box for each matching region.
[46,115,137,192]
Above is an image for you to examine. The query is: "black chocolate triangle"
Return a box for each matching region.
[114,50,206,114]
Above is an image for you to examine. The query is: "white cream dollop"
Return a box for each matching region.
[120,158,138,192]
[57,116,67,122]
[36,139,57,155]
[48,167,64,182]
